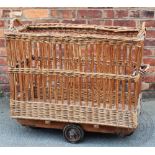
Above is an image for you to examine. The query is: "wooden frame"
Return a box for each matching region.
[17,119,135,135]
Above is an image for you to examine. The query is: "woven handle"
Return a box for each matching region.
[9,18,23,30]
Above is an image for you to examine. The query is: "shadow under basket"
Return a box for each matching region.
[5,22,147,139]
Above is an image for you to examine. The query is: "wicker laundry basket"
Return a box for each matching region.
[5,19,149,143]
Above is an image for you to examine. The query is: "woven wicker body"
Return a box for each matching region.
[5,22,146,134]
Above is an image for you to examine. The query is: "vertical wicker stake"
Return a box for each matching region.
[17,39,22,101]
[85,44,88,106]
[78,44,82,105]
[128,79,132,110]
[122,80,125,110]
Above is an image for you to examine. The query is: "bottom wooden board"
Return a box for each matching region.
[17,118,135,136]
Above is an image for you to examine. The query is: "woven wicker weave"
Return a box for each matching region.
[5,22,146,129]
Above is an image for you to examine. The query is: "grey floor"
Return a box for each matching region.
[0,96,155,147]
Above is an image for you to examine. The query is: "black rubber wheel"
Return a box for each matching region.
[63,124,84,143]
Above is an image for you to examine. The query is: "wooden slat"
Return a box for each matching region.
[49,74,53,102]
[21,40,25,99]
[117,44,121,74]
[25,41,29,101]
[48,43,52,101]
[9,73,14,99]
[85,44,89,105]
[64,44,67,70]
[109,44,113,108]
[114,43,119,74]
[101,43,104,73]
[68,43,71,104]
[29,41,34,101]
[14,40,23,100]
[112,45,115,74]
[54,74,58,104]
[33,41,37,98]
[39,42,43,100]
[115,79,119,110]
[123,44,127,74]
[128,79,132,110]
[13,73,17,100]
[134,46,138,69]
[97,77,102,107]
[37,42,41,100]
[78,44,82,105]
[7,39,13,99]
[14,39,19,100]
[122,80,125,110]
[11,39,16,67]
[73,44,77,105]
[90,44,94,106]
[6,39,11,66]
[70,44,74,103]
[106,43,110,73]
[42,42,46,101]
[53,43,57,69]
[66,44,70,70]
[20,40,25,100]
[61,74,64,104]
[109,44,113,73]
[97,43,100,107]
[128,45,132,75]
[109,78,113,109]
[59,44,62,69]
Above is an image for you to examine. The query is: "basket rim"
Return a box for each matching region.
[23,23,140,31]
[5,22,146,42]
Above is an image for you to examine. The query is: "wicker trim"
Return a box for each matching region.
[27,23,139,32]
[5,23,146,42]
[5,32,144,42]
[8,67,140,81]
[10,99,138,129]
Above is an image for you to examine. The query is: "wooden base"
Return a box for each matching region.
[17,118,135,136]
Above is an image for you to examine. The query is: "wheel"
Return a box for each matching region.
[63,124,84,143]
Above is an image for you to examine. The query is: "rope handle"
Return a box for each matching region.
[137,22,146,39]
[141,22,146,30]
[9,18,23,30]
[132,64,150,76]
[139,64,150,75]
